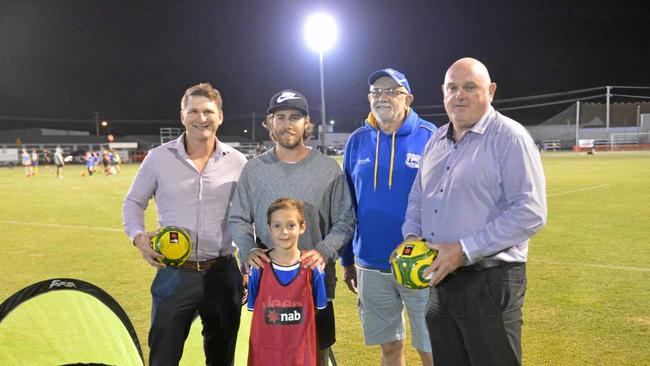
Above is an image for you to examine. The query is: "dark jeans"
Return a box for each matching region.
[426,262,526,366]
[149,257,243,366]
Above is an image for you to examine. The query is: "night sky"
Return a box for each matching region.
[1,0,649,137]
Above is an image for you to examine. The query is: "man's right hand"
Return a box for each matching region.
[247,248,271,269]
[134,231,165,268]
[343,265,358,294]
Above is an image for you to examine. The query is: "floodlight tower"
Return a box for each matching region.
[304,13,338,151]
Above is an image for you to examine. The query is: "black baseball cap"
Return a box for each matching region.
[267,90,309,115]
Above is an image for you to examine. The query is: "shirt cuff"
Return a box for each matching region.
[128,230,144,245]
[403,233,422,241]
[314,243,335,262]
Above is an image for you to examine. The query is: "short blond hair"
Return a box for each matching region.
[181,83,223,111]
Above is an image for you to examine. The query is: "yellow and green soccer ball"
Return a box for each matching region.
[391,240,438,289]
[152,226,192,267]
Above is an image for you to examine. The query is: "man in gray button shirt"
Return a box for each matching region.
[123,83,247,365]
[402,58,547,366]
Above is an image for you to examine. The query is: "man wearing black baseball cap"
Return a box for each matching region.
[341,68,437,365]
[229,89,356,365]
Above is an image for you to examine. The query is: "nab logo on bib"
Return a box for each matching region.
[265,306,304,325]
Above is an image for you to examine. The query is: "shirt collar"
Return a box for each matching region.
[167,133,226,158]
[470,106,494,135]
[443,106,494,141]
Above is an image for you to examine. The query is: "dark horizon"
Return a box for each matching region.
[1,0,649,137]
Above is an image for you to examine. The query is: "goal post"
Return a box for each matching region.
[609,132,650,151]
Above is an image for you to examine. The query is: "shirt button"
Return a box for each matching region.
[431,232,435,236]
[446,166,450,170]
[454,146,458,150]
[434,209,438,213]
[439,189,443,193]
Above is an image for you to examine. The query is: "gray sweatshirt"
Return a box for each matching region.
[228,148,356,298]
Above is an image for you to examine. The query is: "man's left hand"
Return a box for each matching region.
[422,241,464,286]
[300,250,325,269]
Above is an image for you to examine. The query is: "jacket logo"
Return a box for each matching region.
[405,153,421,169]
[357,157,371,165]
[265,306,304,325]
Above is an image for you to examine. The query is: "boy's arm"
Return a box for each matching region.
[247,267,262,311]
[311,266,327,310]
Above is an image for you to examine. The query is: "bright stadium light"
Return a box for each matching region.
[304,12,338,151]
[304,13,338,53]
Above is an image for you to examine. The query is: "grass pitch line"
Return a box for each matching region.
[0,219,122,232]
[547,184,610,198]
[536,259,650,272]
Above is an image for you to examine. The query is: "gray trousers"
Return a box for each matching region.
[149,257,243,366]
[426,262,526,366]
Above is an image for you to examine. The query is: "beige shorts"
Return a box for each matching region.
[356,266,432,352]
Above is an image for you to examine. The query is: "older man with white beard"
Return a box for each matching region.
[341,68,436,366]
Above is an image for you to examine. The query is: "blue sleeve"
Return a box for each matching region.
[312,267,327,309]
[247,267,262,311]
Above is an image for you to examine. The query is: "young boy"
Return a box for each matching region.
[247,198,327,366]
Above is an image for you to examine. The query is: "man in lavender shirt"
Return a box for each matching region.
[123,83,247,365]
[402,58,547,366]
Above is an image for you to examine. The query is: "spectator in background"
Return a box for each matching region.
[83,151,94,176]
[31,149,39,176]
[21,148,32,177]
[54,147,65,178]
[113,149,122,174]
[43,148,54,174]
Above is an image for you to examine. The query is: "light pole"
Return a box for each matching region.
[304,13,337,151]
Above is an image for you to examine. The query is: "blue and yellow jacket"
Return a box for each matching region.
[341,109,436,270]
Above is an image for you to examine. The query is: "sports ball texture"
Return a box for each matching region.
[152,226,192,267]
[391,240,437,289]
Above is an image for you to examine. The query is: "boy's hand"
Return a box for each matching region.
[342,265,357,294]
[300,250,324,269]
[247,248,270,269]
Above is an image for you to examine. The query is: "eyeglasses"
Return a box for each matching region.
[369,88,409,98]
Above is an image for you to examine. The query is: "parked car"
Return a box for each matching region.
[326,146,344,156]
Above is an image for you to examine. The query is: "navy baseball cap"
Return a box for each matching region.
[267,90,309,115]
[368,68,412,93]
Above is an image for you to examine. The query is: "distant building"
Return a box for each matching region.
[526,102,650,149]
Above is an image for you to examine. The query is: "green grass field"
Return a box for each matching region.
[1,151,649,365]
